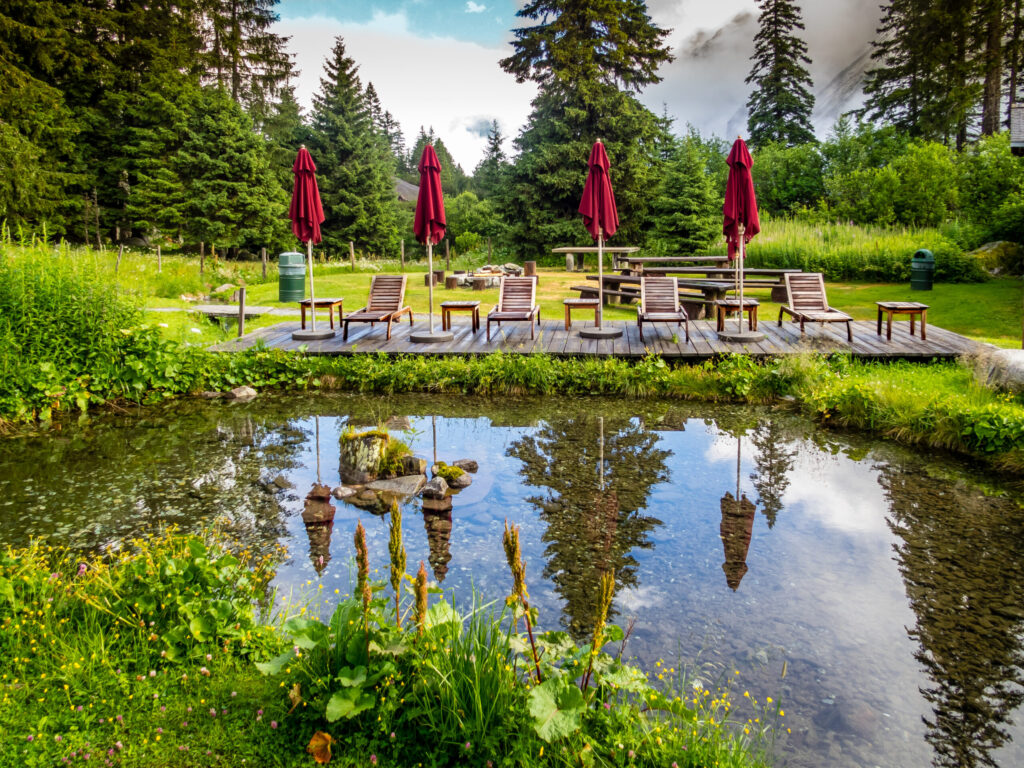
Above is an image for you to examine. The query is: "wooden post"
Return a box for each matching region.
[237,286,246,338]
[349,241,355,271]
[157,244,162,273]
[261,247,267,279]
[445,238,450,271]
[487,237,492,263]
[116,242,123,274]
[200,241,205,275]
[400,239,405,271]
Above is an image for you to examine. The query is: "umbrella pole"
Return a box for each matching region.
[428,241,435,333]
[597,228,604,328]
[737,223,745,335]
[315,415,321,485]
[307,240,317,333]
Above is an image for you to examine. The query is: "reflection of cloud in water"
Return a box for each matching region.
[616,584,664,613]
[782,447,888,535]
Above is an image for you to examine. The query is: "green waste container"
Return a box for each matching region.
[910,249,934,290]
[279,252,306,302]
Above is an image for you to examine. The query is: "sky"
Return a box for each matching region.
[275,0,881,169]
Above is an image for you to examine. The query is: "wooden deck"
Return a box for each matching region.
[210,317,986,360]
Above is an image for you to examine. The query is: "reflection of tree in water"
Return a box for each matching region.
[719,492,755,591]
[748,419,796,529]
[507,415,668,640]
[881,466,1024,768]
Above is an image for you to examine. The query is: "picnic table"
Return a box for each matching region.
[571,274,732,319]
[624,267,802,301]
[612,254,730,270]
[551,245,640,272]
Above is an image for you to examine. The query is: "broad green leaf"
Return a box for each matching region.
[284,616,328,649]
[336,666,367,688]
[255,649,295,676]
[188,614,214,642]
[326,689,375,722]
[528,677,585,742]
[603,624,625,644]
[425,601,461,629]
[598,663,649,693]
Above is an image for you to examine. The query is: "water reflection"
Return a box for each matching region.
[882,466,1024,768]
[719,492,755,591]
[507,413,667,640]
[749,419,796,529]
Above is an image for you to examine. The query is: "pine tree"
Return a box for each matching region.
[364,82,383,131]
[498,1,673,255]
[380,110,408,174]
[308,37,397,255]
[977,0,1004,136]
[262,84,309,197]
[408,128,469,195]
[649,135,719,254]
[472,121,508,200]
[745,0,816,147]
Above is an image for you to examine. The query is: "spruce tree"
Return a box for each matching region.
[499,0,673,255]
[308,37,397,255]
[745,0,816,147]
[262,85,309,198]
[649,135,719,254]
[472,121,508,200]
[408,127,469,195]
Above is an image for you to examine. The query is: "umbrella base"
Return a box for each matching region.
[717,330,765,342]
[410,331,454,344]
[579,326,623,339]
[292,328,337,341]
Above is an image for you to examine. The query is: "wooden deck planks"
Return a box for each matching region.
[209,318,987,361]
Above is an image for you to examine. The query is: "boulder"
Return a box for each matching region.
[448,472,472,489]
[367,475,426,499]
[452,459,478,473]
[227,386,257,401]
[421,476,449,500]
[968,241,1023,275]
[301,497,336,525]
[384,415,412,431]
[400,455,428,476]
[124,235,151,247]
[198,391,223,399]
[422,495,453,513]
[212,283,236,295]
[339,433,388,484]
[973,348,1024,393]
[331,486,356,500]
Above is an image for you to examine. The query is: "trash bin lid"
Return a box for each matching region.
[279,251,305,266]
[912,249,934,261]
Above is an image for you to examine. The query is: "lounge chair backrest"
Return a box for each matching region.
[641,277,679,313]
[498,276,536,312]
[367,275,406,312]
[784,273,828,313]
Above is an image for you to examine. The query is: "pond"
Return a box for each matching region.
[2,394,1023,768]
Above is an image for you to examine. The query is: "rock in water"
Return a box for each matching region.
[400,456,428,476]
[339,433,388,484]
[227,386,257,401]
[367,475,426,499]
[331,486,356,500]
[452,459,478,473]
[421,477,449,500]
[448,473,472,489]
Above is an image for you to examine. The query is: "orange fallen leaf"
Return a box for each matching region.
[288,682,303,713]
[307,730,334,764]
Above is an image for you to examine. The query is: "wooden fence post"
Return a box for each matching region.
[261,247,267,279]
[400,239,405,271]
[200,241,205,275]
[157,244,162,273]
[349,241,355,271]
[445,238,450,271]
[237,286,246,338]
[116,242,123,274]
[487,237,492,263]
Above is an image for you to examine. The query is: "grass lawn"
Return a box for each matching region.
[145,265,1022,348]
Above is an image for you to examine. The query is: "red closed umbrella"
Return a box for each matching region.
[578,141,618,329]
[411,145,450,341]
[289,146,330,338]
[722,137,761,336]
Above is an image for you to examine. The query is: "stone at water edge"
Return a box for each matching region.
[384,416,412,431]
[331,486,356,500]
[366,475,427,498]
[339,433,388,484]
[973,348,1024,393]
[227,386,257,401]
[448,473,472,489]
[452,459,478,473]
[198,391,222,399]
[400,455,428,476]
[421,476,449,500]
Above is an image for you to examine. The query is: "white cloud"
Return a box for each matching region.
[465,1,486,13]
[277,11,534,168]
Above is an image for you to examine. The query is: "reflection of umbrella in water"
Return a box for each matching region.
[720,434,755,591]
[303,416,335,574]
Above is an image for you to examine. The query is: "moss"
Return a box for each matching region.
[434,461,465,483]
[380,438,412,477]
[341,427,390,443]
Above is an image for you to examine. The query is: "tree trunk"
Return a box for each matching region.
[200,241,205,275]
[261,247,267,279]
[400,239,405,270]
[93,188,101,250]
[981,0,1003,135]
[1009,0,1023,127]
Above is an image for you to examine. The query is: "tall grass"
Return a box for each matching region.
[731,219,986,282]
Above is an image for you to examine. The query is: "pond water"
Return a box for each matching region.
[2,394,1023,768]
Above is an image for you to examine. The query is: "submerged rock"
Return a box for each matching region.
[421,476,449,500]
[339,432,387,484]
[400,455,428,476]
[227,386,257,401]
[331,486,356,500]
[452,459,478,473]
[367,475,426,499]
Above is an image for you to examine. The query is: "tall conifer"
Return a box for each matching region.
[473,121,508,200]
[745,0,816,147]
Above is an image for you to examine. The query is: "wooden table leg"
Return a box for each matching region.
[910,314,916,337]
[716,305,723,333]
[886,311,893,341]
[442,309,449,331]
[920,310,926,340]
[876,307,883,336]
[750,306,758,331]
[564,304,570,330]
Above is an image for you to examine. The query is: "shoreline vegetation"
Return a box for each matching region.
[1,240,1022,473]
[0,527,780,768]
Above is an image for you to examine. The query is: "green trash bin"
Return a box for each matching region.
[279,252,306,302]
[910,249,934,290]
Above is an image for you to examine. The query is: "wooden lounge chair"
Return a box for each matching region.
[486,276,540,341]
[342,275,413,341]
[637,276,688,342]
[777,272,853,341]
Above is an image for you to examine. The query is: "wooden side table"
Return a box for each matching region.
[440,300,481,333]
[876,301,928,340]
[715,298,759,332]
[299,297,344,329]
[563,298,600,329]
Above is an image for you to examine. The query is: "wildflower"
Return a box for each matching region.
[270,721,278,729]
[200,667,210,677]
[464,741,471,751]
[205,653,212,662]
[77,563,87,576]
[55,735,61,742]
[160,705,166,712]
[370,756,377,766]
[390,732,396,741]
[209,708,217,717]
[115,714,123,723]
[115,742,123,751]
[257,709,264,716]
[156,728,163,734]
[26,735,33,742]
[231,691,237,697]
